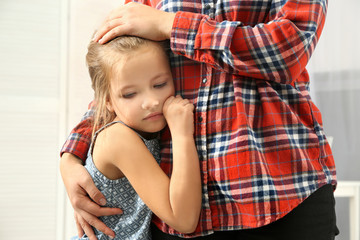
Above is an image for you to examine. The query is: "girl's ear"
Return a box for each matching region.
[106,97,114,113]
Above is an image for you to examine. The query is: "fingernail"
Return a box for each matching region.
[100,198,106,206]
[92,33,98,41]
[99,37,105,44]
[109,235,115,239]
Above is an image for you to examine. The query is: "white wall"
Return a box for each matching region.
[0,0,121,239]
[0,1,61,239]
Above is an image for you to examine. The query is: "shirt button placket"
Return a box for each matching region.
[203,0,214,18]
[198,75,208,136]
[197,67,212,232]
[199,78,207,124]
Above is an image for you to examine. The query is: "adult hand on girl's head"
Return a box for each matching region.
[93,2,176,44]
[60,153,123,239]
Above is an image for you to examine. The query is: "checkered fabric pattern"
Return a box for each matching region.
[61,0,336,238]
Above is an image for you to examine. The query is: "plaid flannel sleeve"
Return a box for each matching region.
[170,0,328,84]
[60,102,95,162]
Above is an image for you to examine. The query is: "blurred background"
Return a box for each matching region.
[0,0,359,239]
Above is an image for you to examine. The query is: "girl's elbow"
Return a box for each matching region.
[173,217,199,233]
[174,222,198,234]
[184,222,198,234]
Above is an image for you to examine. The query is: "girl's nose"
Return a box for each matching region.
[142,97,160,110]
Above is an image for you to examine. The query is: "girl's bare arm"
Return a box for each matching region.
[94,96,201,233]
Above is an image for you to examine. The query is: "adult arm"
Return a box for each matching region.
[60,105,122,239]
[94,0,328,84]
[60,153,123,239]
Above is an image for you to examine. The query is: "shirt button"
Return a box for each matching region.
[198,116,203,122]
[205,4,211,10]
[202,78,207,84]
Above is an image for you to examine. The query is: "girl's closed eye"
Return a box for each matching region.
[122,92,136,98]
[154,82,167,88]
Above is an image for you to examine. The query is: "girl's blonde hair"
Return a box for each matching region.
[86,36,168,137]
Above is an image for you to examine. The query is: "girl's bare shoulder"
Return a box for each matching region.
[93,122,155,178]
[97,122,141,149]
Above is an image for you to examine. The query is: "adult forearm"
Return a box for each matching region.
[170,0,328,83]
[60,153,84,185]
[59,153,121,239]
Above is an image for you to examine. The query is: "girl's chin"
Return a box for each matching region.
[137,126,166,138]
[137,131,160,139]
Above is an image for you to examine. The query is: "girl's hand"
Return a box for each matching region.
[94,2,176,44]
[60,153,123,239]
[163,95,195,137]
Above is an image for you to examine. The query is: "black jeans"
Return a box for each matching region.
[151,184,339,240]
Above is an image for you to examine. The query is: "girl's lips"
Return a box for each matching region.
[144,112,163,120]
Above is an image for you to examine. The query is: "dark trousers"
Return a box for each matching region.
[151,184,339,240]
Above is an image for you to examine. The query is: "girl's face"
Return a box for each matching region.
[107,43,175,137]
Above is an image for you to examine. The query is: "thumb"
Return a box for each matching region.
[82,177,107,206]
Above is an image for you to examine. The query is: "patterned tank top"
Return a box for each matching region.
[83,121,161,240]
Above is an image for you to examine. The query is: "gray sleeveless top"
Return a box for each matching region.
[84,121,161,240]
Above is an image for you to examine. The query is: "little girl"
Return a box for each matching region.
[72,36,201,239]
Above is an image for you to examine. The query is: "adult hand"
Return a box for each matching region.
[60,153,123,239]
[93,2,176,44]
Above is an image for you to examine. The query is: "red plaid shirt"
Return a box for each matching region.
[61,0,336,237]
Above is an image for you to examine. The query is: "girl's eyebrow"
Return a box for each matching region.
[150,72,171,82]
[119,85,136,91]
